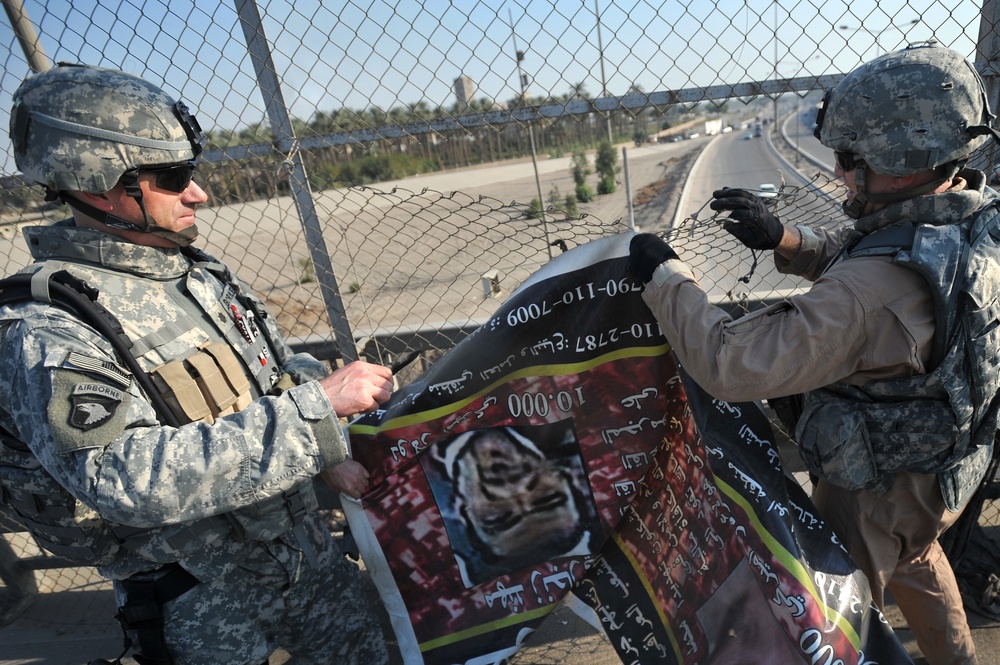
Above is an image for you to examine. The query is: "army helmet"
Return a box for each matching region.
[815,43,993,176]
[10,63,205,193]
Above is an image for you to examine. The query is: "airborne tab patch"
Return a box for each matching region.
[68,383,124,431]
[65,352,132,388]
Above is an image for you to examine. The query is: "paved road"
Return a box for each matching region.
[670,127,816,304]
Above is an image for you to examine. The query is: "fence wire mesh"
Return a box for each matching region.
[1,0,1000,661]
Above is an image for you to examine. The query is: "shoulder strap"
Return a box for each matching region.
[180,245,287,363]
[0,270,182,427]
[842,222,956,369]
[845,223,918,258]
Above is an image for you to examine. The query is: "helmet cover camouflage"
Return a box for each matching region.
[9,63,204,193]
[816,44,992,176]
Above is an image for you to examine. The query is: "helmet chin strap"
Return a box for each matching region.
[61,172,199,247]
[843,160,959,219]
[842,161,869,219]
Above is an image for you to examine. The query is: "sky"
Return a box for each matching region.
[0,0,986,170]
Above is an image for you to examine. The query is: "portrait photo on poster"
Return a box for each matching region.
[421,420,602,588]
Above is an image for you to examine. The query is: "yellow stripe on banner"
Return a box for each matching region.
[714,477,862,650]
[349,343,671,434]
[609,531,686,662]
[418,604,556,653]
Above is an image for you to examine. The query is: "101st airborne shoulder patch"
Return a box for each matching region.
[46,353,133,446]
[68,383,125,431]
[62,352,131,432]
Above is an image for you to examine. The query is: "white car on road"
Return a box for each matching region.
[757,183,778,199]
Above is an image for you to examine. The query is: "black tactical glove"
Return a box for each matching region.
[628,233,679,284]
[710,187,784,250]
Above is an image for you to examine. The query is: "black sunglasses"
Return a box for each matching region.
[834,150,858,172]
[143,161,198,193]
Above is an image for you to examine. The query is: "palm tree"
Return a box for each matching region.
[566,82,593,146]
[625,83,647,143]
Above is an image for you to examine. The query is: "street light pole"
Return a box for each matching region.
[776,55,822,163]
[509,9,553,260]
[594,0,613,143]
[838,19,919,59]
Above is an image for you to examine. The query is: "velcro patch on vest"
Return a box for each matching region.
[64,352,132,389]
[68,384,124,431]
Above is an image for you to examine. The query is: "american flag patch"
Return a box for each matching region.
[65,352,132,388]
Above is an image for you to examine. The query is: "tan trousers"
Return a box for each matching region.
[813,471,977,665]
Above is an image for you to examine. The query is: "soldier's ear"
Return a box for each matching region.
[888,173,921,192]
[75,189,116,212]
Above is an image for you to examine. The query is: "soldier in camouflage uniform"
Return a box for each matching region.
[628,44,1000,664]
[0,64,392,664]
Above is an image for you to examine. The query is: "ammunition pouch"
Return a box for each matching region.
[149,342,252,425]
[796,384,961,490]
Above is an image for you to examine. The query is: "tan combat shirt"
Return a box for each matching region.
[641,173,991,405]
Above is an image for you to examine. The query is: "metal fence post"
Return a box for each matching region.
[976,0,1000,171]
[622,146,635,231]
[1,0,49,72]
[234,0,358,362]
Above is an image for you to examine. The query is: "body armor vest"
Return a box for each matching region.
[0,246,316,568]
[795,207,1000,510]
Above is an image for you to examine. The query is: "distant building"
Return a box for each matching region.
[454,75,475,105]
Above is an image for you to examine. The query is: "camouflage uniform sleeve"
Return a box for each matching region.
[0,304,347,529]
[281,353,332,384]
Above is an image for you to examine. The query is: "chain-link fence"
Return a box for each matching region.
[2,0,1000,659]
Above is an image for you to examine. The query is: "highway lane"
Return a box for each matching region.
[670,128,823,307]
[782,106,832,173]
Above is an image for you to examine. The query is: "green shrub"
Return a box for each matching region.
[308,153,434,190]
[297,257,316,284]
[335,162,361,187]
[526,197,543,219]
[564,193,578,217]
[547,184,562,210]
[571,150,590,186]
[309,165,340,191]
[594,140,618,181]
[597,174,616,195]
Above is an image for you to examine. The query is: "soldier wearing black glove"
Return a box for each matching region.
[627,233,679,284]
[710,187,786,250]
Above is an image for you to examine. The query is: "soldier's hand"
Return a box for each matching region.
[320,361,393,417]
[710,187,784,250]
[321,459,371,499]
[627,233,679,284]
